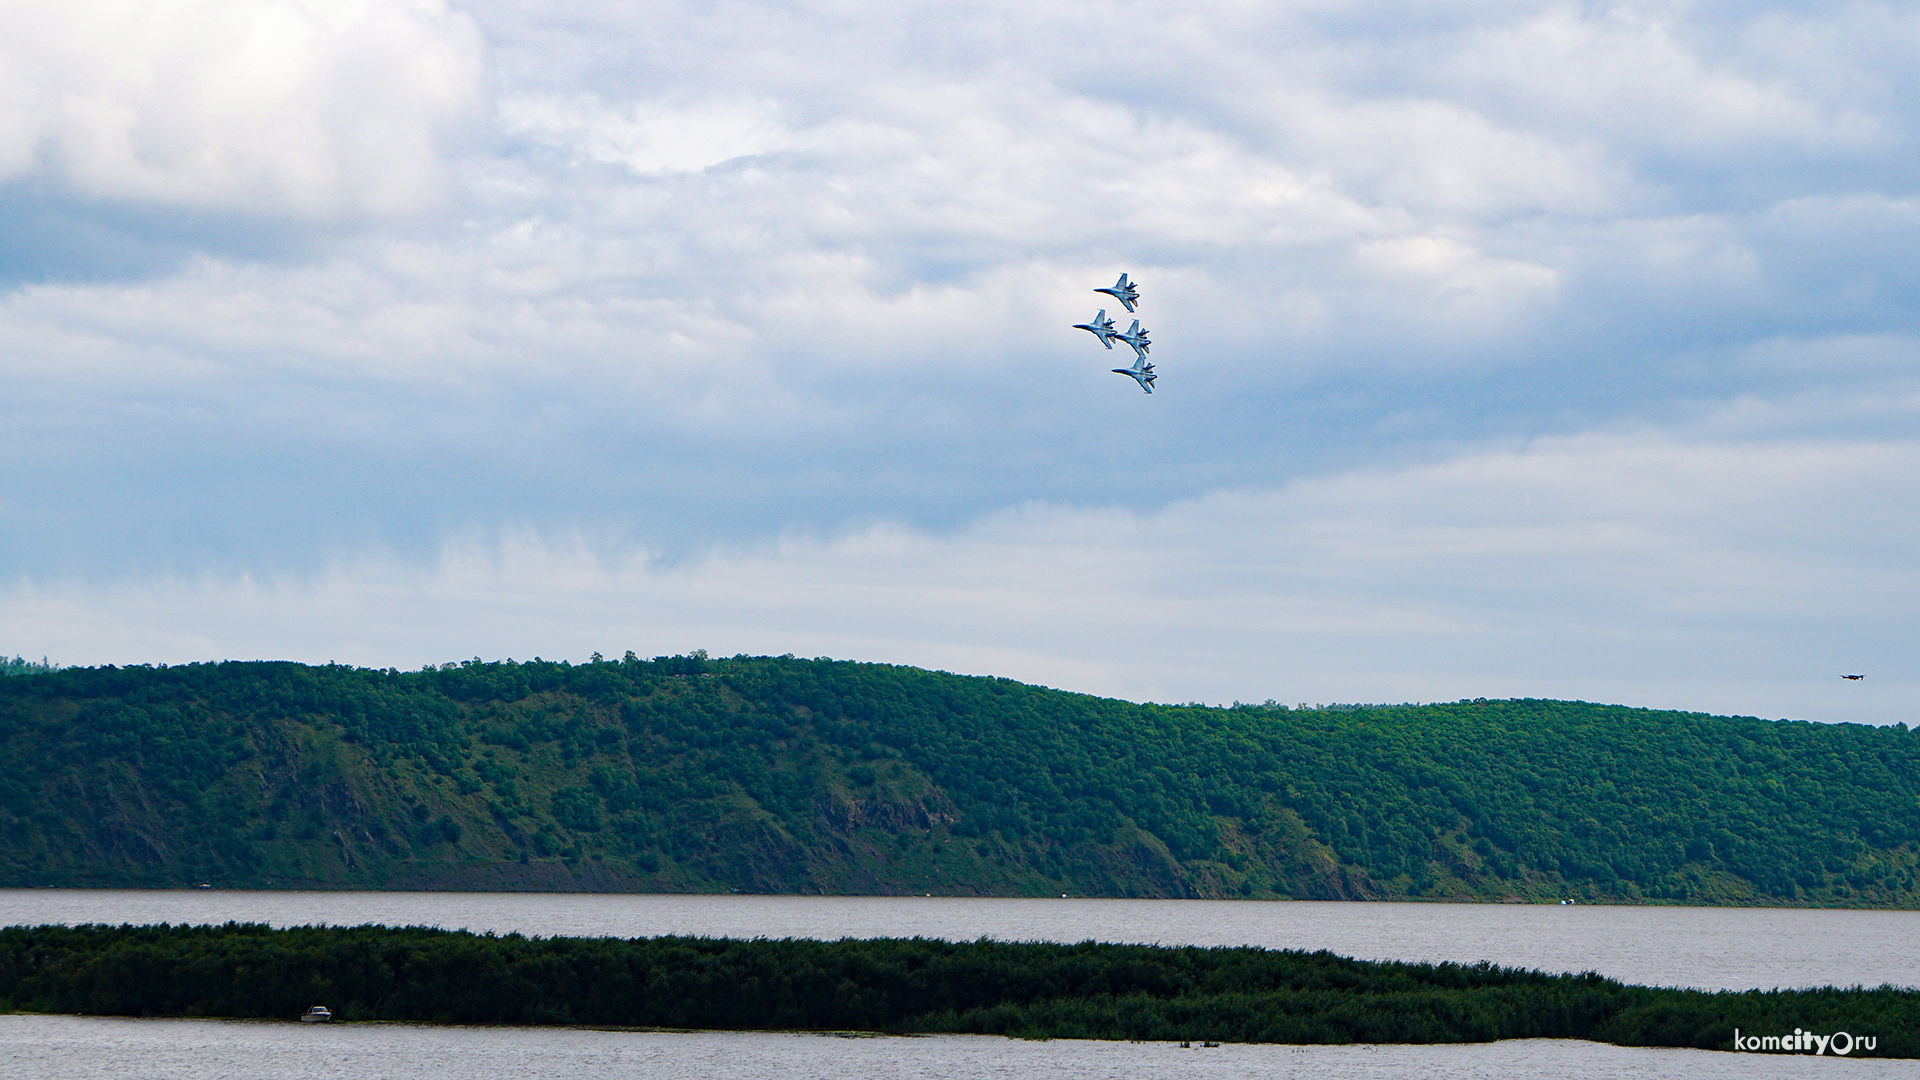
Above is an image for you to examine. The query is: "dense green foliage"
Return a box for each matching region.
[0,656,55,678]
[0,924,1909,1056]
[0,655,1916,903]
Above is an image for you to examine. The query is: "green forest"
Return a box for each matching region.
[0,924,1909,1055]
[0,655,1915,904]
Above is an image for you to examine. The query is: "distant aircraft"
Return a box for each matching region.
[1073,309,1119,348]
[1842,674,1864,680]
[1095,273,1140,312]
[1113,318,1151,361]
[1112,355,1155,393]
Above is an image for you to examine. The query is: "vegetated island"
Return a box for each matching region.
[0,923,1908,1057]
[1,655,1917,905]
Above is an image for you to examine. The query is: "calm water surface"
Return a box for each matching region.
[0,1016,1905,1080]
[1,890,1914,991]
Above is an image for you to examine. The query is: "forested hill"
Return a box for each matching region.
[0,656,1915,905]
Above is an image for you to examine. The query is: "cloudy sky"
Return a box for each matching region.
[3,0,1917,724]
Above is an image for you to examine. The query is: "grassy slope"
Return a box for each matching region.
[0,655,1915,904]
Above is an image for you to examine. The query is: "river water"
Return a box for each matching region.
[2,891,1914,1077]
[2,890,1914,992]
[0,1017,1901,1079]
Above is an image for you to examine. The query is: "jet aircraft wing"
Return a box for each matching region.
[1112,358,1155,393]
[1073,309,1118,348]
[1095,273,1140,312]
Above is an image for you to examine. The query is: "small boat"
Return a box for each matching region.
[300,1006,332,1022]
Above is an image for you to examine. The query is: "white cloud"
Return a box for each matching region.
[500,94,794,175]
[1351,234,1559,332]
[4,0,1920,723]
[0,0,484,216]
[8,420,1915,725]
[1446,5,1884,156]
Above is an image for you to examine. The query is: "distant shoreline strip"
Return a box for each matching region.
[0,924,1911,1056]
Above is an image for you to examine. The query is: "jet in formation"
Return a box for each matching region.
[1095,273,1140,312]
[1112,355,1155,393]
[1072,272,1157,393]
[1073,309,1119,349]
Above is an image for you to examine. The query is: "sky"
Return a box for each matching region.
[2,0,1917,724]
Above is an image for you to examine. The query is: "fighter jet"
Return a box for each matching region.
[1095,273,1140,312]
[1842,674,1865,680]
[1113,318,1151,361]
[1112,355,1155,393]
[1072,309,1119,348]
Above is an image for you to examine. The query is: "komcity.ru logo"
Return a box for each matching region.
[1732,1028,1876,1055]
